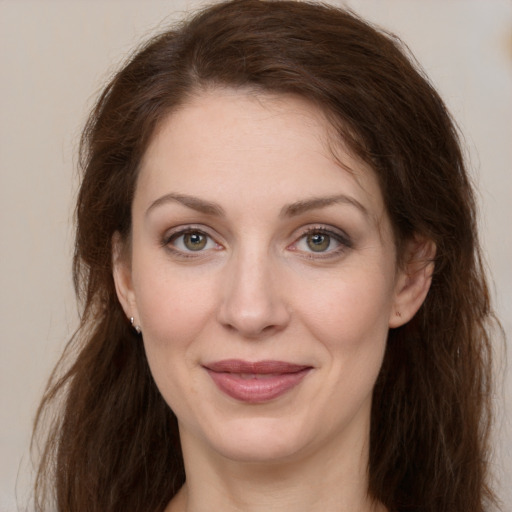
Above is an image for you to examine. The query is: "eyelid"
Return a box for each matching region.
[163,225,205,242]
[161,225,224,256]
[288,224,353,259]
[160,223,352,260]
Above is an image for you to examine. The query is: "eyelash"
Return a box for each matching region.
[161,226,222,259]
[289,226,352,260]
[161,225,352,260]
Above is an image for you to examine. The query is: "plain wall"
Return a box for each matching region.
[1,1,511,510]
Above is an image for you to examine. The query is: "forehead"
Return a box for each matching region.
[137,88,386,222]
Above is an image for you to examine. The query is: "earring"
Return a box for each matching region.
[130,316,142,334]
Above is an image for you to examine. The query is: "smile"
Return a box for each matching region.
[203,359,312,403]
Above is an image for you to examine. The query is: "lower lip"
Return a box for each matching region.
[206,368,311,403]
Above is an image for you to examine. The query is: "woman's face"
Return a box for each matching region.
[115,89,415,465]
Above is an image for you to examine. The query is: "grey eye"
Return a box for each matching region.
[306,233,331,252]
[183,232,208,251]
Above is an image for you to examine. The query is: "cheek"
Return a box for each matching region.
[280,268,393,428]
[299,271,393,417]
[132,264,219,416]
[133,258,219,352]
[295,266,394,400]
[298,269,395,350]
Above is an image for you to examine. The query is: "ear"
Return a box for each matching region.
[112,231,139,323]
[389,236,436,328]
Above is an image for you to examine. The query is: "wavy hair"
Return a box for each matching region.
[33,1,499,511]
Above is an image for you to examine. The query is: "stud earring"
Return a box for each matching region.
[130,316,142,334]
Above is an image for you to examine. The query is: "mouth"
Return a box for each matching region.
[203,359,312,403]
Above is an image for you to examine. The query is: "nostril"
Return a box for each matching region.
[262,324,279,334]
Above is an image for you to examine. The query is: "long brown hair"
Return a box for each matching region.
[33,1,499,511]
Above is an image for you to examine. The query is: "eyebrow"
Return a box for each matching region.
[146,193,225,217]
[145,192,368,218]
[281,194,369,218]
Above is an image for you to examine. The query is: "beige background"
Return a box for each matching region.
[1,0,511,510]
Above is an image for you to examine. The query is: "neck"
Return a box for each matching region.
[167,425,386,512]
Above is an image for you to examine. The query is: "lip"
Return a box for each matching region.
[203,359,312,403]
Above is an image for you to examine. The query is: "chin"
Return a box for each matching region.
[192,415,320,464]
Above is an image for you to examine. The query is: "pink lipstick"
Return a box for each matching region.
[204,359,311,403]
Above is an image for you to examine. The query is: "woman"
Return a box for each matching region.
[33,1,499,511]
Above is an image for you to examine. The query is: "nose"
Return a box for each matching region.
[217,248,291,339]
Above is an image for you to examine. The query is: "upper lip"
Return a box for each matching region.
[204,359,311,374]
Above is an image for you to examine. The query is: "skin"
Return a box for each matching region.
[113,89,433,512]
